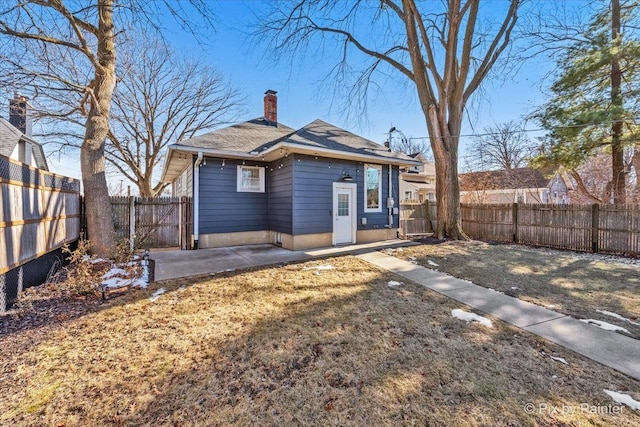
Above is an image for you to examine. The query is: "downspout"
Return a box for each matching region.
[388,164,393,228]
[193,152,203,249]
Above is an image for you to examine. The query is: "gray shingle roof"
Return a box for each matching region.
[279,119,414,161]
[174,117,295,152]
[175,118,416,163]
[0,118,20,157]
[0,118,48,170]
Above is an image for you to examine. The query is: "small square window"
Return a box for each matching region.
[237,166,265,193]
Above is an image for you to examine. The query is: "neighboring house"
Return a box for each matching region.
[0,94,48,170]
[161,90,420,250]
[459,167,574,204]
[399,153,436,202]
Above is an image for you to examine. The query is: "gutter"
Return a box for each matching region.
[193,152,203,249]
[164,141,422,168]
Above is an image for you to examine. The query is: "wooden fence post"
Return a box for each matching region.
[591,203,599,253]
[129,196,136,251]
[512,203,519,243]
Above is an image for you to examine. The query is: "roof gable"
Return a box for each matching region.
[0,118,48,170]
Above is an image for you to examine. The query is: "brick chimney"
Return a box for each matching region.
[264,89,277,125]
[10,94,32,137]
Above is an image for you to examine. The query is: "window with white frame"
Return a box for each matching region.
[404,191,413,200]
[237,165,265,193]
[365,164,382,212]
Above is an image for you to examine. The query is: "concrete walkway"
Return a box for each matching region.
[357,251,640,382]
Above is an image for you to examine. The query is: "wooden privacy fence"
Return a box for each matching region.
[399,200,436,237]
[0,154,81,276]
[109,196,192,249]
[461,203,640,257]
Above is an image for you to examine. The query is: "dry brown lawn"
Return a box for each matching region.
[393,240,640,339]
[1,256,639,426]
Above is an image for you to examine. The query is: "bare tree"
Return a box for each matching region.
[387,128,432,159]
[0,1,214,256]
[257,0,522,239]
[43,37,244,197]
[468,121,535,171]
[569,147,637,203]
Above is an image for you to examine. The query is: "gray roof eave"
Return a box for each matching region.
[161,141,422,183]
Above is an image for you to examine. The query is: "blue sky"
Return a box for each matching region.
[41,0,560,184]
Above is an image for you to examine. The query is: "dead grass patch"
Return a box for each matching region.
[0,256,638,426]
[395,241,640,339]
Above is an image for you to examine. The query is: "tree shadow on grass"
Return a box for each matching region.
[404,242,640,339]
[3,257,640,426]
[109,272,640,425]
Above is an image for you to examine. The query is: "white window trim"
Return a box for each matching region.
[364,164,382,213]
[237,165,265,193]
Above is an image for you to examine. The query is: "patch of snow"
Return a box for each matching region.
[387,280,403,287]
[409,256,417,261]
[451,309,493,328]
[102,277,130,289]
[427,260,439,267]
[102,267,128,279]
[224,268,236,272]
[511,286,521,290]
[596,310,640,326]
[303,265,335,271]
[580,319,630,334]
[90,257,108,264]
[149,288,166,302]
[550,355,569,365]
[604,390,640,410]
[511,244,640,269]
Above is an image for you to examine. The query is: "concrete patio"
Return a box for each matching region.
[150,239,417,281]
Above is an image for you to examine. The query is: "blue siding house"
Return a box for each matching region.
[161,90,420,250]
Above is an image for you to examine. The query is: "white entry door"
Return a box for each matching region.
[333,183,356,245]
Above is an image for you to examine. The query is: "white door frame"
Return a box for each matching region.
[332,182,357,245]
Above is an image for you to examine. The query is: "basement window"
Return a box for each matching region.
[237,166,265,193]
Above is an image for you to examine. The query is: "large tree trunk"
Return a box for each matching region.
[611,0,626,204]
[81,0,116,256]
[427,106,466,239]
